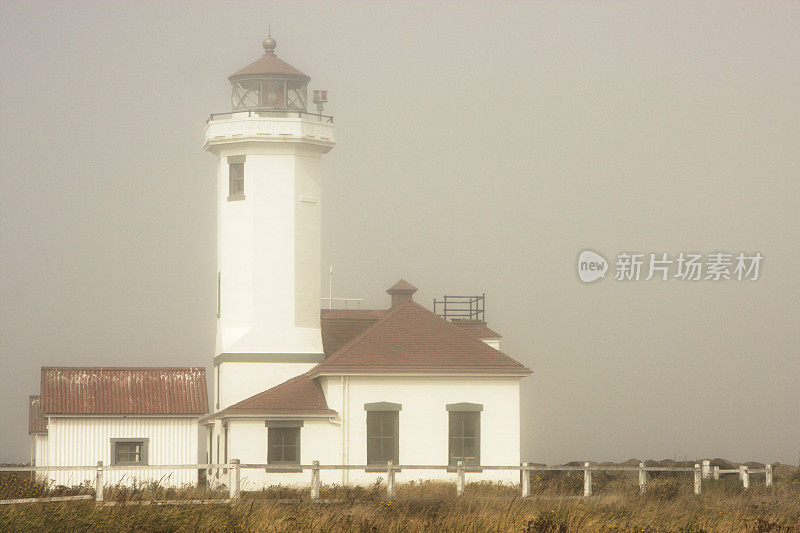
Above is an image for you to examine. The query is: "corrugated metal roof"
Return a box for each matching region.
[40,367,208,415]
[29,395,47,434]
[311,301,532,376]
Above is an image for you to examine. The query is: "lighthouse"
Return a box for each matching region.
[204,35,335,411]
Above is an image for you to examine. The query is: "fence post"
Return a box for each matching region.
[456,461,465,496]
[713,466,720,480]
[229,459,240,499]
[310,460,320,500]
[693,464,702,495]
[583,462,592,497]
[387,460,396,499]
[521,462,531,498]
[94,461,104,504]
[765,464,773,487]
[638,462,647,494]
[701,460,710,479]
[740,465,749,490]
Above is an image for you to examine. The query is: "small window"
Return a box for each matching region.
[268,427,300,464]
[228,158,245,200]
[367,411,399,465]
[449,411,480,466]
[111,439,148,465]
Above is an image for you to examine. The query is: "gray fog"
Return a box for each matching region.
[1,1,798,465]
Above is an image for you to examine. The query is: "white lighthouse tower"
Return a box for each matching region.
[204,35,335,411]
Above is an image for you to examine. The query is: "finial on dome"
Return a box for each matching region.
[263,28,276,54]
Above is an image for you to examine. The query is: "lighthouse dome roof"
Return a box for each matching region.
[228,36,310,82]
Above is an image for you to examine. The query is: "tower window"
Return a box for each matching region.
[227,156,245,200]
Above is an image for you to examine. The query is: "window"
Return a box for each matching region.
[111,438,148,465]
[367,411,399,465]
[447,403,482,466]
[227,156,245,200]
[267,425,300,464]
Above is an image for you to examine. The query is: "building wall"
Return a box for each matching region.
[210,418,341,489]
[213,144,327,357]
[46,416,199,487]
[215,361,318,410]
[322,376,522,484]
[31,433,48,481]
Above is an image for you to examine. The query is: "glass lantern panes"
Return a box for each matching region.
[231,78,307,111]
[232,80,260,109]
[286,81,307,110]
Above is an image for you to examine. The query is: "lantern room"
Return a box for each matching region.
[228,35,310,112]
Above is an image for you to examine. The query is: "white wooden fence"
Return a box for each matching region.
[0,459,774,505]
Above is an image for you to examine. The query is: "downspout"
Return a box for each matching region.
[340,376,345,484]
[345,376,350,484]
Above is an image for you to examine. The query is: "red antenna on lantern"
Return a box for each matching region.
[313,90,328,116]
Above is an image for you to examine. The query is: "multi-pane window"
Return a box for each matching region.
[268,427,300,464]
[228,162,244,199]
[448,411,480,466]
[367,411,399,465]
[231,79,306,111]
[112,439,148,465]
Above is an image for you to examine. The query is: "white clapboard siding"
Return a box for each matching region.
[34,434,48,482]
[47,416,198,487]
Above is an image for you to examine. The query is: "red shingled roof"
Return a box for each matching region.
[214,373,335,417]
[321,309,387,357]
[311,301,531,376]
[229,52,310,81]
[40,367,208,415]
[29,395,46,434]
[451,320,502,339]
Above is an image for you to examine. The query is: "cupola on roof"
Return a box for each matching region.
[229,35,311,82]
[228,33,311,112]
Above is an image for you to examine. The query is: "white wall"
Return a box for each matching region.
[208,115,334,358]
[216,361,317,410]
[210,418,341,489]
[32,434,48,482]
[46,416,199,487]
[323,376,522,484]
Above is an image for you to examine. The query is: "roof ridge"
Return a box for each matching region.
[320,300,412,366]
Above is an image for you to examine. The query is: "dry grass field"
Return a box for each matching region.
[1,464,798,532]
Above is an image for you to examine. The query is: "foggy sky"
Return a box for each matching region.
[1,1,798,465]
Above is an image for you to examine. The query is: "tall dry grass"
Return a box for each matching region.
[0,468,798,532]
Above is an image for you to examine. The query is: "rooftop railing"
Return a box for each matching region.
[207,109,334,124]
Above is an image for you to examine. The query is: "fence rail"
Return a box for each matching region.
[0,459,774,504]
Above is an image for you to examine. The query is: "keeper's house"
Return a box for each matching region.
[29,367,207,487]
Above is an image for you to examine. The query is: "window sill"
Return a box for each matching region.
[227,194,246,202]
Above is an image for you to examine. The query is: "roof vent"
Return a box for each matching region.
[386,279,417,307]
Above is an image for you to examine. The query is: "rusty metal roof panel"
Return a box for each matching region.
[29,395,47,434]
[40,367,208,415]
